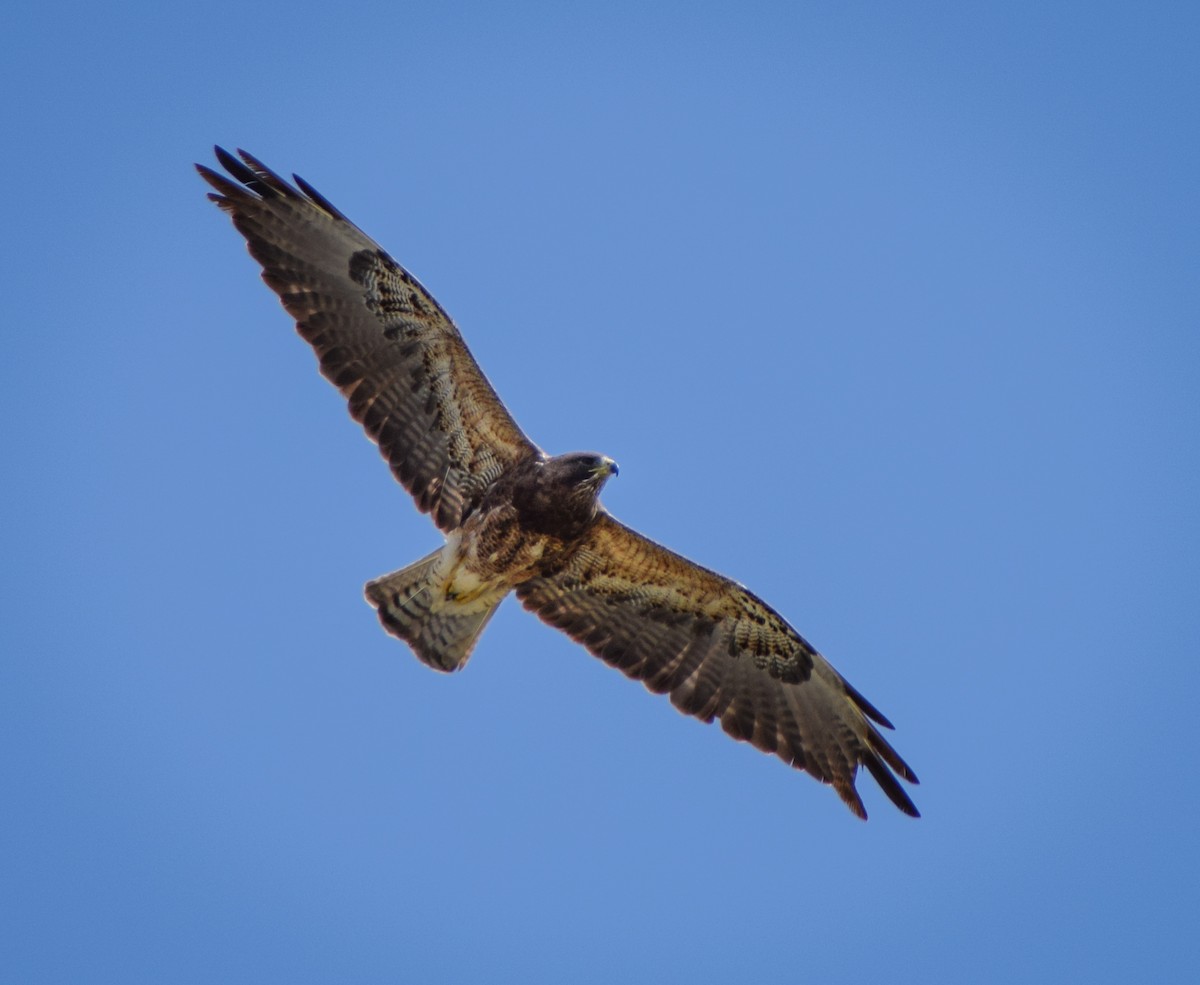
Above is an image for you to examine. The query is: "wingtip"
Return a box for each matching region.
[195,159,246,202]
[213,144,243,174]
[862,751,921,817]
[293,171,347,220]
[234,147,267,172]
[843,678,896,730]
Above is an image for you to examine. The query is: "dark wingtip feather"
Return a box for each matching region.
[207,146,294,200]
[293,173,348,220]
[213,145,259,188]
[843,678,895,729]
[195,162,245,200]
[867,723,920,785]
[863,753,921,818]
[233,148,300,199]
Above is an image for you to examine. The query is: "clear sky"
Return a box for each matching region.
[3,2,1198,982]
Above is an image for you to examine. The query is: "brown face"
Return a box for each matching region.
[544,452,619,494]
[510,453,620,540]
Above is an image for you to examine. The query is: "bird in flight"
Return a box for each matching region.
[198,148,919,818]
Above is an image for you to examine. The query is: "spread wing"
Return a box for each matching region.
[197,147,539,530]
[516,513,919,818]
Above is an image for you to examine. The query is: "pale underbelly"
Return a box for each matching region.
[437,528,555,607]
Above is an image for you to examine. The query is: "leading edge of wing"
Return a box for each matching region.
[197,147,540,530]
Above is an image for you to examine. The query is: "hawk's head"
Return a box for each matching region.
[546,452,619,493]
[512,452,619,539]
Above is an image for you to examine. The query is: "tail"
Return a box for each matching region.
[364,550,504,672]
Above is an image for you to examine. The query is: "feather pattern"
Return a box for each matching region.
[200,149,919,819]
[197,148,538,530]
[517,513,920,818]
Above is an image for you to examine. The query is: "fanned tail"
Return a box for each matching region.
[364,551,504,672]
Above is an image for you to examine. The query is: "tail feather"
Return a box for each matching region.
[364,551,504,672]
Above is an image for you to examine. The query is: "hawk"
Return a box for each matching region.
[198,148,919,819]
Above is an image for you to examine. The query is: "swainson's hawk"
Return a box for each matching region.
[198,148,919,818]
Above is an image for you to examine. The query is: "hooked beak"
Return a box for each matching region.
[592,457,619,480]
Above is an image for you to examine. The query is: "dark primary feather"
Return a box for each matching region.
[517,513,920,818]
[197,147,539,530]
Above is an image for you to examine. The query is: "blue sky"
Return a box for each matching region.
[3,2,1198,981]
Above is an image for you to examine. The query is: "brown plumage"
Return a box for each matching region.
[198,147,920,819]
